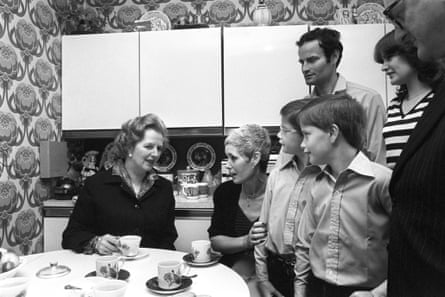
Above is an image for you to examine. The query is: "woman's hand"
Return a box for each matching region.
[246,221,268,248]
[258,280,284,297]
[95,234,121,255]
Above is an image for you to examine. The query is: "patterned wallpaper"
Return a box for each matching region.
[0,0,385,256]
[59,0,386,34]
[0,0,61,255]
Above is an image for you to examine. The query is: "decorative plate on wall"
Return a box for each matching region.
[155,143,177,172]
[187,142,216,170]
[135,11,171,31]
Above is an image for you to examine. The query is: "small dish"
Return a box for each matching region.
[186,142,216,171]
[85,269,130,281]
[119,248,150,261]
[182,252,221,267]
[135,10,171,31]
[65,277,107,297]
[0,257,25,280]
[146,276,192,295]
[155,143,177,172]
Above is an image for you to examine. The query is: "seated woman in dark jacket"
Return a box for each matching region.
[62,113,178,254]
[208,124,270,293]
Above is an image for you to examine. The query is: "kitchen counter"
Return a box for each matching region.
[43,194,214,218]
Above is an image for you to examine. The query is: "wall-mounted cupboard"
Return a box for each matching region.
[223,25,309,127]
[139,28,222,128]
[62,25,393,133]
[62,33,140,130]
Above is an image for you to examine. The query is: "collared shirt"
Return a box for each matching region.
[310,74,387,165]
[294,152,392,297]
[254,152,303,282]
[112,160,158,199]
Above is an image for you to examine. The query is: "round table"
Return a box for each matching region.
[17,249,249,297]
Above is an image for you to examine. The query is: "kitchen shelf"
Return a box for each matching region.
[62,127,224,139]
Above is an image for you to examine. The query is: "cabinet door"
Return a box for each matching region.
[140,29,222,128]
[224,26,309,127]
[62,33,140,130]
[311,24,387,106]
[174,217,211,253]
[43,217,69,252]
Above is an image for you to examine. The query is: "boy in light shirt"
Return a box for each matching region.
[294,94,391,297]
[255,98,311,297]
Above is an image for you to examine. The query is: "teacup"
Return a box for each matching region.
[191,240,211,263]
[119,235,141,257]
[96,255,124,279]
[93,279,127,297]
[182,183,199,199]
[157,260,187,290]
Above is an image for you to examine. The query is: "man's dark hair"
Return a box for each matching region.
[297,28,343,67]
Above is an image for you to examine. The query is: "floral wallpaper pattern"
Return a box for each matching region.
[0,0,60,255]
[56,0,386,34]
[0,0,385,256]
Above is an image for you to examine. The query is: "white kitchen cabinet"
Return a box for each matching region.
[174,217,211,253]
[140,28,222,128]
[311,24,387,106]
[62,33,140,130]
[223,25,309,127]
[43,217,69,252]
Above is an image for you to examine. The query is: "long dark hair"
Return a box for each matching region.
[374,30,444,99]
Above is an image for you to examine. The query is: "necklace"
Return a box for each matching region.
[241,185,265,207]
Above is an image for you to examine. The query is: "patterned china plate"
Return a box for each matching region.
[135,11,171,31]
[85,269,130,281]
[182,252,221,267]
[186,142,216,171]
[155,143,177,172]
[146,276,192,295]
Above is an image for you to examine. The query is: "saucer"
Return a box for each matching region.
[146,276,192,295]
[85,269,130,281]
[119,248,150,261]
[182,252,221,267]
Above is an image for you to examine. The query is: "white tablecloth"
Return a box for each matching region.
[17,249,249,297]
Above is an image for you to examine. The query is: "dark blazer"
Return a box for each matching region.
[62,169,178,252]
[388,80,445,296]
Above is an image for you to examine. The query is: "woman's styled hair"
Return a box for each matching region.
[114,113,168,160]
[374,30,444,97]
[280,98,313,132]
[297,28,344,67]
[224,124,271,172]
[298,93,366,150]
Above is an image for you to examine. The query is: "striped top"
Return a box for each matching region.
[382,91,434,169]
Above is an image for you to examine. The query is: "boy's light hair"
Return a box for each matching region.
[298,93,366,150]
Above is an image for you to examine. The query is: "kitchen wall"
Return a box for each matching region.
[1,0,386,255]
[0,1,61,255]
[64,0,386,33]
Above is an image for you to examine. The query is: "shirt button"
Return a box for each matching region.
[134,204,140,209]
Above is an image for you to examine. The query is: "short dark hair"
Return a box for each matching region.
[280,98,312,133]
[297,28,343,67]
[114,113,168,159]
[299,93,366,150]
[374,30,444,97]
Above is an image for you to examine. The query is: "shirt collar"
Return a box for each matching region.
[311,73,347,97]
[112,160,158,198]
[301,151,375,180]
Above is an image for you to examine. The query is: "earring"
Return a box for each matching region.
[128,153,133,158]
